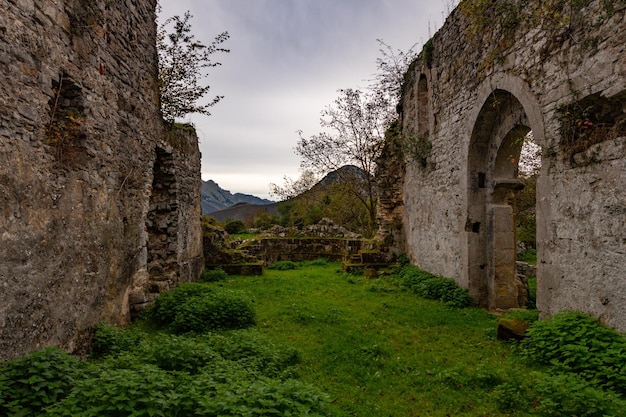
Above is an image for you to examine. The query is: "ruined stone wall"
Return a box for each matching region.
[0,0,203,359]
[242,237,374,264]
[379,0,625,329]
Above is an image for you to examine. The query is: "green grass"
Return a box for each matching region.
[222,261,535,416]
[5,261,624,416]
[229,232,258,240]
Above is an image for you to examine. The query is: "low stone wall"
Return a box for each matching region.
[242,237,371,264]
[516,261,536,280]
[202,219,390,273]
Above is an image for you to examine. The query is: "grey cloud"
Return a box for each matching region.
[159,0,451,197]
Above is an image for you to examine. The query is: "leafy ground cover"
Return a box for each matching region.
[224,260,626,416]
[1,260,624,416]
[517,248,537,265]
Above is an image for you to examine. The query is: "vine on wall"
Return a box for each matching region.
[387,121,432,168]
[68,0,106,36]
[557,92,626,161]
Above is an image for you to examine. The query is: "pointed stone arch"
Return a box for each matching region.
[465,75,545,309]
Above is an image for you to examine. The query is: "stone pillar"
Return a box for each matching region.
[489,204,519,309]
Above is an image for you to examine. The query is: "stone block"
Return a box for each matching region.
[493,247,515,267]
[497,318,529,341]
[128,289,146,305]
[493,232,515,250]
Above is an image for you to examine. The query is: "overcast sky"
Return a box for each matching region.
[158,1,456,200]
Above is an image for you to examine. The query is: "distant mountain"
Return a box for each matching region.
[201,180,274,214]
[315,165,368,188]
[207,201,281,223]
[206,165,369,224]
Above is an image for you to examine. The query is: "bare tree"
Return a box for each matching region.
[295,88,392,236]
[293,39,418,236]
[275,53,411,233]
[269,169,319,201]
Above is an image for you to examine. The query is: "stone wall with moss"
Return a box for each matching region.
[0,0,203,359]
[378,0,626,329]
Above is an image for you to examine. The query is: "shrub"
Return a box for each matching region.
[44,336,323,416]
[150,282,213,326]
[441,285,474,308]
[201,215,220,228]
[492,371,626,416]
[200,267,228,282]
[46,364,177,417]
[170,288,256,333]
[527,276,537,309]
[0,347,84,416]
[150,283,256,333]
[178,373,329,417]
[492,378,534,414]
[224,219,245,234]
[415,277,455,300]
[267,260,299,270]
[304,258,330,266]
[254,213,280,230]
[396,265,434,288]
[138,334,220,374]
[533,373,626,417]
[206,330,300,378]
[397,265,473,308]
[517,247,537,264]
[44,358,327,416]
[91,322,143,358]
[520,310,626,394]
[390,253,410,275]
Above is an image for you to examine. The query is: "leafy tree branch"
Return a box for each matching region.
[157,9,229,122]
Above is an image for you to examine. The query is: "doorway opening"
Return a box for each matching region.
[466,89,538,309]
[146,147,179,290]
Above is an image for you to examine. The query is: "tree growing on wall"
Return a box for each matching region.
[157,10,229,122]
[370,39,418,106]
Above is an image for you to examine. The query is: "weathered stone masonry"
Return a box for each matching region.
[0,0,203,359]
[378,0,625,330]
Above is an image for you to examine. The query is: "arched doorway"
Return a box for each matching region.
[466,89,533,309]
